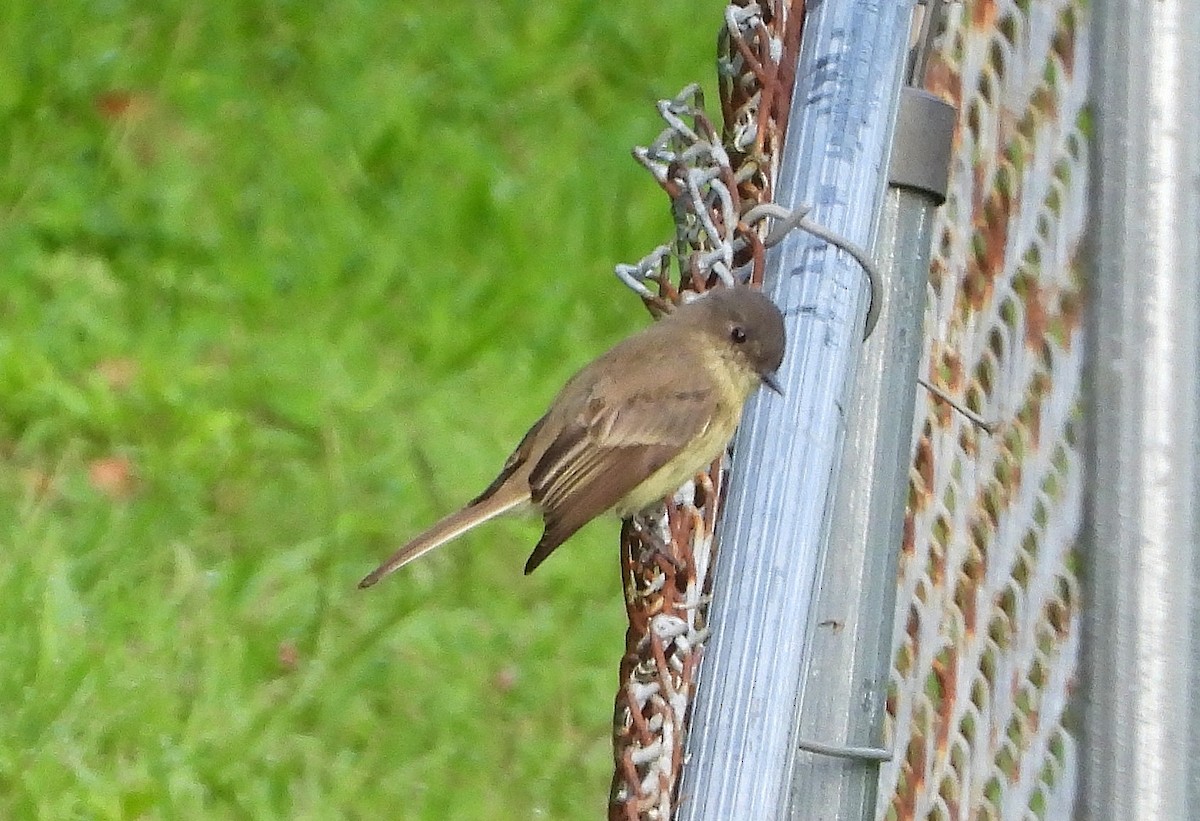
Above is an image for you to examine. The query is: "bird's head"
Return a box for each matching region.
[687,287,787,394]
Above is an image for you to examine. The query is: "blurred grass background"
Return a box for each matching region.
[0,1,719,817]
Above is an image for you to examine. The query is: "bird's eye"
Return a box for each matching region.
[730,325,747,343]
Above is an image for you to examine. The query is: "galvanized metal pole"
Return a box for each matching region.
[1080,1,1200,819]
[786,87,955,821]
[677,3,916,819]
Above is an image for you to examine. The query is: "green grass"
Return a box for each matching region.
[0,2,721,817]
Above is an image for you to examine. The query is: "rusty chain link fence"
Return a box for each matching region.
[878,1,1087,818]
[606,0,1088,818]
[608,3,803,818]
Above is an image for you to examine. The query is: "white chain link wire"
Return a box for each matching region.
[879,1,1088,819]
[614,85,743,302]
[607,79,758,821]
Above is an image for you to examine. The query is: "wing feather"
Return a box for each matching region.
[522,380,718,573]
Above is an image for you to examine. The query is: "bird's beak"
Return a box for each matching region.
[762,372,784,396]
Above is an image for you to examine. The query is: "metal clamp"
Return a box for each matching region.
[888,87,956,206]
[740,203,883,341]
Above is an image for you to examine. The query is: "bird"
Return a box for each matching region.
[358,286,786,587]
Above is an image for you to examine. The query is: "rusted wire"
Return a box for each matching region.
[878,1,1088,818]
[608,4,805,819]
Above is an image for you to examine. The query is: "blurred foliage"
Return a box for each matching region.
[0,1,720,817]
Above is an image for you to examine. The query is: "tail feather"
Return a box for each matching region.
[358,489,529,588]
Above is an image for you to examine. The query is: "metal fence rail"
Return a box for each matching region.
[1080,1,1200,818]
[678,2,915,819]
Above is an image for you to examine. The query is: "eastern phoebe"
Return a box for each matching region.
[359,286,786,587]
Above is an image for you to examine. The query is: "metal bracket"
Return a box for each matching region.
[888,87,956,206]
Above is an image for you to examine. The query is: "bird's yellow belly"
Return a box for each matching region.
[613,408,740,517]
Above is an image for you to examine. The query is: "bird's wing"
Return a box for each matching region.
[522,377,718,573]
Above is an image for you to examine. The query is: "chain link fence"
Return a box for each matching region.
[606,0,1089,817]
[878,1,1088,818]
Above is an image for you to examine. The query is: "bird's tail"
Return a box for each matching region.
[358,488,529,588]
